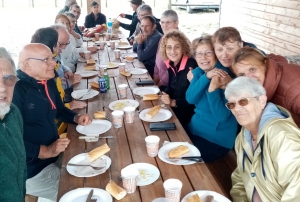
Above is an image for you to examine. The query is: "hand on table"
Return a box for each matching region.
[69,100,87,110]
[64,71,73,79]
[136,33,146,44]
[39,138,70,159]
[79,52,85,58]
[75,114,92,126]
[161,92,171,105]
[70,74,82,85]
[187,67,194,82]
[206,68,227,79]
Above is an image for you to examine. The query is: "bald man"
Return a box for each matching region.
[12,43,92,201]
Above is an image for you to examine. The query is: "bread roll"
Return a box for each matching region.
[94,111,106,119]
[106,180,126,200]
[59,133,67,138]
[143,94,159,101]
[168,145,190,158]
[87,59,96,65]
[88,143,110,162]
[90,81,99,89]
[125,56,134,61]
[187,194,202,202]
[84,65,96,71]
[120,71,131,77]
[145,105,161,119]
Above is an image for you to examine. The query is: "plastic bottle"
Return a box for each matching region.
[107,18,112,34]
[103,66,110,90]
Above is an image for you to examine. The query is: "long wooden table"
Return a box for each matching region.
[57,32,226,201]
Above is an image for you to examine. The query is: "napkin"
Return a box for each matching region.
[74,158,107,176]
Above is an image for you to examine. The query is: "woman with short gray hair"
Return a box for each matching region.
[225,77,300,202]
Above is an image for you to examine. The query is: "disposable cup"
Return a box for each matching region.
[94,33,100,41]
[118,63,126,73]
[110,41,115,50]
[111,110,124,128]
[84,51,91,59]
[114,50,121,59]
[99,42,106,50]
[163,179,182,202]
[98,65,106,77]
[117,84,128,99]
[124,107,135,123]
[145,135,160,157]
[105,33,111,41]
[121,166,139,194]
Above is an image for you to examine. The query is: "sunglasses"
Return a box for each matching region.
[2,75,17,87]
[225,97,257,110]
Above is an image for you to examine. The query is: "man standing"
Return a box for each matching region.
[13,43,92,201]
[69,4,83,36]
[58,0,77,14]
[133,16,162,78]
[0,47,26,201]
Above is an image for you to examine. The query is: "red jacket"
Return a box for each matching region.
[264,54,300,127]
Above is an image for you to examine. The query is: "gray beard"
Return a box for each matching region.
[0,103,10,118]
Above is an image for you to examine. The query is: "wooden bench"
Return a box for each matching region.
[206,150,237,200]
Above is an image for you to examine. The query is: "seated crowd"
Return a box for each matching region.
[1,0,300,201]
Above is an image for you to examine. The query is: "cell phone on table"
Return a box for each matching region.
[150,122,176,131]
[135,80,154,85]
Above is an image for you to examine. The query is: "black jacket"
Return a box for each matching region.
[120,12,139,37]
[164,56,198,126]
[12,70,77,179]
[84,12,107,28]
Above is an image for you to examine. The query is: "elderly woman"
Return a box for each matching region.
[225,77,300,202]
[185,35,238,162]
[65,12,83,48]
[160,30,197,126]
[232,47,300,127]
[84,1,106,28]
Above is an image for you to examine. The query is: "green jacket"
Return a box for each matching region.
[0,104,26,201]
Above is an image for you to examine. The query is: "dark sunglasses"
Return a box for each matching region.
[225,97,258,110]
[2,75,17,87]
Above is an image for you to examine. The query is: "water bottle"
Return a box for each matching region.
[103,67,110,90]
[107,18,112,34]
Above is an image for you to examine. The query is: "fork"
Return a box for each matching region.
[77,88,93,99]
[67,162,106,170]
[91,197,98,202]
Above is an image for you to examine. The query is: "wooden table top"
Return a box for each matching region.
[57,32,226,202]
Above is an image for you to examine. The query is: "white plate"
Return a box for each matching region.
[76,119,112,136]
[125,163,160,186]
[139,108,172,122]
[71,89,99,100]
[116,45,132,50]
[128,68,148,75]
[107,62,119,69]
[75,71,97,77]
[133,87,160,96]
[158,142,201,165]
[181,190,231,202]
[60,188,112,202]
[82,37,92,41]
[66,153,111,177]
[78,57,98,63]
[121,53,138,59]
[109,99,139,111]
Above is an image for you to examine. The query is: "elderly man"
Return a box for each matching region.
[153,9,179,90]
[58,0,77,14]
[69,4,83,36]
[133,16,162,78]
[0,48,26,201]
[13,43,92,201]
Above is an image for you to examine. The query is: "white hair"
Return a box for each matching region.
[0,47,16,74]
[161,9,179,22]
[50,23,67,32]
[225,77,266,99]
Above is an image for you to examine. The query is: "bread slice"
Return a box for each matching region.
[106,180,126,200]
[118,41,128,45]
[143,94,159,101]
[187,194,202,202]
[90,81,99,89]
[145,105,161,119]
[59,133,67,138]
[84,65,96,71]
[88,143,110,162]
[87,59,96,65]
[168,145,190,158]
[94,111,106,119]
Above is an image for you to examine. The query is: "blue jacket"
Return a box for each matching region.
[12,70,77,178]
[186,61,238,149]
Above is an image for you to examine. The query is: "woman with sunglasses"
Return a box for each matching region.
[232,47,300,128]
[185,35,238,162]
[225,76,300,202]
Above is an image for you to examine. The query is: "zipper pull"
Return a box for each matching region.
[2,123,6,129]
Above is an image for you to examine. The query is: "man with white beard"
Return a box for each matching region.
[0,47,27,201]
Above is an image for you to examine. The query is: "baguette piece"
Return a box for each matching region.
[106,180,127,200]
[118,41,128,45]
[94,111,106,119]
[84,65,96,71]
[59,133,67,138]
[145,105,161,119]
[187,194,202,202]
[87,59,96,65]
[143,94,159,101]
[88,143,110,162]
[168,145,190,158]
[90,81,99,89]
[120,71,131,77]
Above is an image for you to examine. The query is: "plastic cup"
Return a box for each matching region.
[117,84,128,99]
[105,33,111,41]
[94,33,100,41]
[145,135,160,157]
[163,179,182,202]
[121,166,139,194]
[124,107,135,123]
[98,65,106,77]
[84,51,91,59]
[110,41,116,50]
[114,50,121,59]
[111,110,124,128]
[118,63,126,73]
[99,42,106,50]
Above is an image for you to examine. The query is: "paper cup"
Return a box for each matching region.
[117,84,128,99]
[84,51,91,59]
[163,179,182,202]
[99,42,106,50]
[114,50,121,59]
[145,135,160,157]
[118,63,126,73]
[94,33,100,41]
[111,110,124,128]
[110,41,115,50]
[124,107,135,123]
[121,166,139,194]
[105,33,111,41]
[98,65,106,77]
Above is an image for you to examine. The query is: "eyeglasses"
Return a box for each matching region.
[27,56,56,64]
[225,97,258,110]
[58,41,70,47]
[160,21,175,25]
[195,51,214,58]
[1,75,17,87]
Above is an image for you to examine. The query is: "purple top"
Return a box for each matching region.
[154,39,169,86]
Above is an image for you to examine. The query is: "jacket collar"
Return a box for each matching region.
[17,69,39,87]
[164,55,188,75]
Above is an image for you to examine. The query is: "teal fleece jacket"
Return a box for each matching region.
[0,104,26,201]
